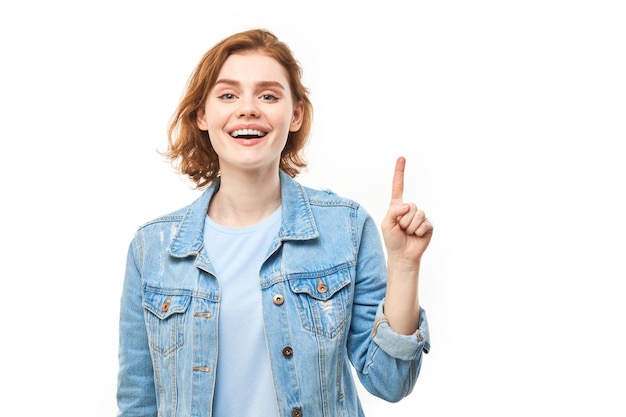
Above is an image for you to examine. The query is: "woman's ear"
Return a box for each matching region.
[197,108,208,131]
[289,102,304,132]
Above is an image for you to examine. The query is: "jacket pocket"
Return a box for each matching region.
[288,267,351,339]
[142,288,192,357]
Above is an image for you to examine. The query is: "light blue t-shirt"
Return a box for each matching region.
[203,207,282,417]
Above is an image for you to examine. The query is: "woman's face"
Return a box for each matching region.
[197,51,303,176]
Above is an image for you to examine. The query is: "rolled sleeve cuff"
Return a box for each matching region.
[371,300,430,360]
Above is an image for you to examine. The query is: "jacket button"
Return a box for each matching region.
[282,346,293,358]
[273,294,285,305]
[316,278,328,293]
[161,296,172,312]
[291,407,302,417]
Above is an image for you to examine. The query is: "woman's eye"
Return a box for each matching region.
[218,93,236,100]
[261,94,278,101]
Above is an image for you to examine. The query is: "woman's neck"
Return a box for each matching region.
[208,168,282,228]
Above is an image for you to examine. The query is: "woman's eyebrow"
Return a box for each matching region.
[214,79,286,91]
[256,81,286,91]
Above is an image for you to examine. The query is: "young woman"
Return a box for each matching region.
[117,28,433,417]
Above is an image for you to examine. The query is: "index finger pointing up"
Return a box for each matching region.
[391,156,406,203]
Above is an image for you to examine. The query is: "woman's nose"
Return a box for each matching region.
[237,96,259,118]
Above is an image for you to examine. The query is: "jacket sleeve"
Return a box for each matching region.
[347,207,430,402]
[116,234,158,416]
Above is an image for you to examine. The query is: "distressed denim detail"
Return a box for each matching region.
[117,171,430,417]
[288,266,351,338]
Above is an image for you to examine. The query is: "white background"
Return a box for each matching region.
[1,1,625,415]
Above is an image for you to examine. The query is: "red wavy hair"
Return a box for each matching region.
[162,28,313,189]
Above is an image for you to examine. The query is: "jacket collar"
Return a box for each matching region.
[168,170,319,258]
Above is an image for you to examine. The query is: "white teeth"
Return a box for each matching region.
[232,129,263,137]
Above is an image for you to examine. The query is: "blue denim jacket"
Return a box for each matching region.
[117,171,430,417]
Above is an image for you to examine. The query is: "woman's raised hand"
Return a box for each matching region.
[381,157,433,267]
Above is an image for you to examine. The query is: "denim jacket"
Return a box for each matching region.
[117,171,430,417]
